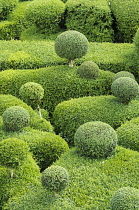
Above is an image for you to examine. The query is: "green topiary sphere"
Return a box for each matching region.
[41,166,69,192]
[77,61,99,79]
[55,30,89,67]
[0,0,18,21]
[2,106,30,131]
[111,77,139,104]
[24,0,65,32]
[110,187,139,210]
[74,121,117,158]
[113,71,135,82]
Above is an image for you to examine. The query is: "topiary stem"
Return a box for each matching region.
[69,60,74,67]
[37,105,42,119]
[10,168,14,178]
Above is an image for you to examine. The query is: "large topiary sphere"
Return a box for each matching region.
[54,30,89,67]
[110,187,139,210]
[19,82,44,105]
[41,166,69,192]
[134,28,139,54]
[74,121,117,158]
[24,0,65,32]
[111,77,139,104]
[2,106,30,131]
[77,61,99,79]
[0,0,18,20]
[113,71,135,82]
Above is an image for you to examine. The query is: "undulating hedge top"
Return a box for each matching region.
[7,146,139,209]
[0,66,114,114]
[53,95,139,145]
[0,40,135,73]
[65,0,114,42]
[108,0,139,43]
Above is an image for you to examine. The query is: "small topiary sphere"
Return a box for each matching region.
[113,71,135,82]
[0,137,29,169]
[2,106,30,131]
[41,166,69,192]
[19,82,44,105]
[74,121,117,158]
[111,77,139,104]
[110,187,139,210]
[55,30,89,67]
[77,61,99,79]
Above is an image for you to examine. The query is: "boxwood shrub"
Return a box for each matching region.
[65,0,114,42]
[113,71,135,82]
[0,66,114,114]
[0,0,18,21]
[53,95,139,145]
[0,21,19,40]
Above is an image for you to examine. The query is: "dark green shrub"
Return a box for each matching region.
[77,61,99,79]
[74,121,117,158]
[53,95,139,145]
[116,117,139,152]
[110,187,139,210]
[41,166,69,192]
[113,71,135,82]
[2,106,30,131]
[65,0,114,42]
[0,137,29,177]
[55,30,89,67]
[111,77,139,104]
[0,0,18,20]
[0,21,19,40]
[1,127,69,171]
[134,28,139,54]
[108,0,139,43]
[24,0,65,32]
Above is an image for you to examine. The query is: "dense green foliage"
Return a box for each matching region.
[0,67,114,114]
[2,106,30,131]
[77,61,99,79]
[116,116,139,152]
[134,28,139,54]
[55,30,89,66]
[65,0,114,42]
[111,77,139,104]
[110,187,139,210]
[74,121,117,158]
[0,21,19,40]
[25,0,65,32]
[113,71,135,81]
[0,0,18,20]
[41,166,69,192]
[6,146,139,209]
[53,95,139,144]
[1,127,69,171]
[108,0,139,43]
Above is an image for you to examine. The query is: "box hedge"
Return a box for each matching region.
[65,0,114,42]
[0,66,114,114]
[53,95,139,145]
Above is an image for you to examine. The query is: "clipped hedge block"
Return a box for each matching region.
[53,95,139,145]
[65,0,114,42]
[74,121,117,158]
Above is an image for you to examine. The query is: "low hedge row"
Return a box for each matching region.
[0,40,135,73]
[53,95,139,145]
[0,66,114,114]
[0,94,54,132]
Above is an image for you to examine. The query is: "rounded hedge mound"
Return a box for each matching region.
[2,106,30,131]
[24,0,65,32]
[110,187,139,210]
[113,71,135,82]
[54,30,89,67]
[30,118,53,132]
[77,61,99,79]
[74,121,117,158]
[41,165,69,192]
[111,77,139,104]
[0,0,18,20]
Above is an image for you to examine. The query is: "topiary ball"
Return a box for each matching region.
[110,187,139,210]
[113,71,135,82]
[2,106,30,131]
[111,77,139,104]
[74,121,117,158]
[19,82,44,106]
[77,61,99,79]
[55,30,89,66]
[41,166,69,192]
